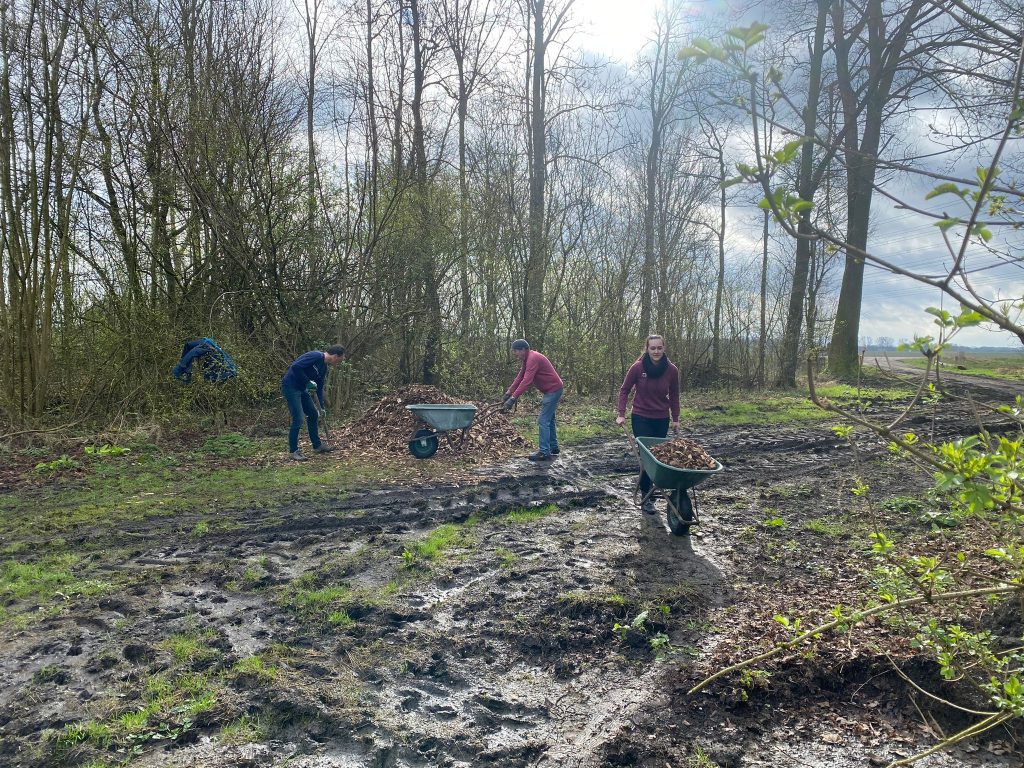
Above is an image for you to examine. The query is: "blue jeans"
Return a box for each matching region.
[538,388,563,455]
[282,382,321,452]
[632,414,669,494]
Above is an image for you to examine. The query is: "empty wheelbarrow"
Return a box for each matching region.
[635,436,723,536]
[405,404,478,459]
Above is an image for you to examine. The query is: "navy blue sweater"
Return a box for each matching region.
[282,351,328,406]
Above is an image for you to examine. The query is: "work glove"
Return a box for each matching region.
[501,392,511,404]
[306,380,317,391]
[502,396,517,412]
[320,408,328,421]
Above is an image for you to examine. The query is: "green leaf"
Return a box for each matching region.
[925,182,968,200]
[935,217,961,232]
[971,223,992,242]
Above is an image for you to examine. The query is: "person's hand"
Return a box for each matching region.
[502,396,517,411]
[615,415,625,426]
[501,392,511,404]
[671,420,680,434]
[321,408,329,421]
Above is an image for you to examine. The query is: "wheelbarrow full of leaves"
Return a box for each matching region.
[635,436,723,536]
[405,404,478,459]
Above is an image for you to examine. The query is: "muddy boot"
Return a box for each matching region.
[641,499,656,514]
[289,451,307,461]
[314,445,335,454]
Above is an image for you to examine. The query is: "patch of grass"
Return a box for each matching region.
[56,720,113,751]
[328,610,354,627]
[905,353,1024,380]
[804,517,847,537]
[554,403,619,444]
[32,665,67,685]
[219,715,268,745]
[677,384,914,427]
[229,656,278,682]
[558,588,627,611]
[503,503,559,525]
[200,432,256,458]
[0,541,28,556]
[879,495,924,516]
[160,630,218,665]
[495,547,518,569]
[688,744,722,768]
[404,522,476,565]
[0,555,109,608]
[294,584,351,613]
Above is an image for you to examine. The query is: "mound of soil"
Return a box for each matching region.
[650,436,718,469]
[336,384,529,460]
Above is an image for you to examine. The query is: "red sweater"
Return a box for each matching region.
[508,350,564,398]
[617,359,680,421]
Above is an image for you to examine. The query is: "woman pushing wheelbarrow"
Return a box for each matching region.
[616,334,722,535]
[616,334,681,513]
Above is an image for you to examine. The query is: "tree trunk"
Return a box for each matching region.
[779,0,828,387]
[525,0,546,344]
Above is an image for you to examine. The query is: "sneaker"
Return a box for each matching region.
[289,451,307,462]
[641,499,656,514]
[314,445,335,454]
[550,447,560,455]
[527,451,552,462]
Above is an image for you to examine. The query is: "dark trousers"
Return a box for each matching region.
[632,414,670,494]
[282,382,321,453]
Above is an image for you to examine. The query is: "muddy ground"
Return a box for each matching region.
[1,374,1022,768]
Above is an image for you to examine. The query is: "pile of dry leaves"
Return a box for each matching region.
[333,385,529,461]
[650,436,718,469]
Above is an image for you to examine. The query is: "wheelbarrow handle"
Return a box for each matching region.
[620,422,639,457]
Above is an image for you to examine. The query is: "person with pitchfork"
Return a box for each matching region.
[281,344,346,461]
[502,339,564,462]
[616,334,680,513]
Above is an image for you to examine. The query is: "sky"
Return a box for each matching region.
[571,0,1024,349]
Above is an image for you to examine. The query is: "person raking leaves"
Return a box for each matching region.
[502,339,564,462]
[281,345,346,461]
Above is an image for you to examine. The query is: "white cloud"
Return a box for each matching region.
[572,0,662,61]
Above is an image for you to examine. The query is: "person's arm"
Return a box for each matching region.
[511,355,540,398]
[507,358,526,397]
[617,364,638,417]
[315,357,327,409]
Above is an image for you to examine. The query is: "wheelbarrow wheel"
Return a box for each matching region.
[666,489,694,536]
[408,429,439,459]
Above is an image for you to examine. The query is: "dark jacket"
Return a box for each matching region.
[172,338,237,383]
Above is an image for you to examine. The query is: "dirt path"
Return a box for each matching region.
[1,402,1021,767]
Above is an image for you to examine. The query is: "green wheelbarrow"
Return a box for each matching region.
[405,404,478,459]
[635,436,723,536]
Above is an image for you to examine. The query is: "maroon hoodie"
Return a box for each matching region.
[617,358,680,421]
[508,350,564,398]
